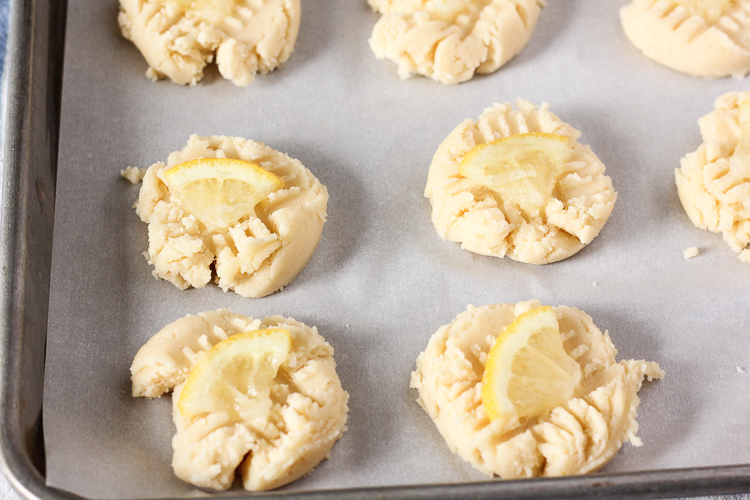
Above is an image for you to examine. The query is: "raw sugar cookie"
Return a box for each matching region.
[620,0,750,78]
[675,91,750,263]
[368,0,544,84]
[133,134,328,297]
[410,300,664,478]
[118,0,301,86]
[424,100,617,264]
[131,310,349,491]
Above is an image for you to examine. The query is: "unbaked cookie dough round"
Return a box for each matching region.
[368,0,544,84]
[118,0,301,86]
[411,300,664,478]
[620,0,750,78]
[424,100,617,264]
[131,310,349,491]
[675,91,750,263]
[134,134,328,297]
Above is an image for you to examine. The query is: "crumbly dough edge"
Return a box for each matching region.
[675,91,750,263]
[118,0,301,86]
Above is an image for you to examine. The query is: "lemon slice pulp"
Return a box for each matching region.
[178,328,292,422]
[674,0,733,22]
[458,133,571,217]
[163,158,284,232]
[481,306,582,427]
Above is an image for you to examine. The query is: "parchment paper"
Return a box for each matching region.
[44,0,750,498]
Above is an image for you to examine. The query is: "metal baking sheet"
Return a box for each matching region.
[30,0,750,498]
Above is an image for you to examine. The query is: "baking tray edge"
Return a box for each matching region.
[0,1,748,499]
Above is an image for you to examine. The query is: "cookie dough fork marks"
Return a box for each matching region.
[726,101,750,259]
[652,0,740,48]
[379,14,486,84]
[476,101,577,144]
[477,107,533,143]
[622,0,750,77]
[369,0,542,84]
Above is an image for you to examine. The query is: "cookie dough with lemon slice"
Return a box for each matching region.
[675,91,750,263]
[425,100,617,264]
[368,0,544,84]
[133,134,328,297]
[620,0,750,78]
[118,0,300,85]
[411,300,663,478]
[131,310,349,491]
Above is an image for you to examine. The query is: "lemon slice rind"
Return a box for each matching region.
[481,306,582,428]
[458,132,571,217]
[178,328,292,423]
[163,157,284,232]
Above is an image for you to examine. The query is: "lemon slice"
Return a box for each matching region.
[674,0,733,22]
[458,133,571,217]
[481,306,582,427]
[178,328,292,422]
[163,158,284,232]
[730,101,750,180]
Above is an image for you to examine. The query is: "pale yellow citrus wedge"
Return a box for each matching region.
[163,158,284,232]
[178,328,292,423]
[674,0,733,22]
[458,133,571,217]
[481,306,582,428]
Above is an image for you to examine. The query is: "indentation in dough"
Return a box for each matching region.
[131,310,349,491]
[675,91,750,263]
[368,0,544,84]
[424,100,617,264]
[410,300,664,478]
[620,0,750,78]
[134,135,328,297]
[118,0,300,85]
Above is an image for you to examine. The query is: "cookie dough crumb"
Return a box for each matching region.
[738,366,747,373]
[675,92,750,263]
[121,166,147,184]
[683,246,700,259]
[145,67,160,82]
